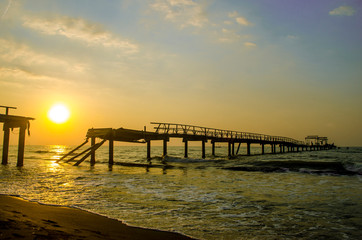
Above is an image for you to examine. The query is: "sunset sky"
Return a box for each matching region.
[0,0,361,146]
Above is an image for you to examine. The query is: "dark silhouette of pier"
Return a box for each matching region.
[59,122,335,166]
[0,106,34,166]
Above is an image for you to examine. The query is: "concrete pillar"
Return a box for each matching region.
[202,140,206,159]
[2,126,10,165]
[163,139,167,157]
[228,142,231,157]
[184,140,188,158]
[90,137,96,166]
[261,144,265,155]
[211,141,215,156]
[280,145,282,153]
[247,142,251,155]
[17,124,26,167]
[109,139,114,165]
[232,142,235,156]
[147,140,151,160]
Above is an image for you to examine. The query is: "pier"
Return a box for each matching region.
[59,122,335,166]
[0,106,34,166]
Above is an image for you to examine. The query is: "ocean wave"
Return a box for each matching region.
[33,150,51,154]
[222,160,361,175]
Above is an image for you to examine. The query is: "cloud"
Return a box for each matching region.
[287,35,299,40]
[244,42,256,48]
[329,6,356,16]
[0,67,73,89]
[0,38,85,73]
[1,0,12,19]
[223,20,232,25]
[22,15,139,53]
[228,11,251,26]
[150,0,208,28]
[218,28,241,43]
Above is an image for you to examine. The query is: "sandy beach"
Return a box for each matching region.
[0,195,195,240]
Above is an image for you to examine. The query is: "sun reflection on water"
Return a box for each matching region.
[49,145,67,161]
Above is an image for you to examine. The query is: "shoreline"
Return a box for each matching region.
[0,194,196,240]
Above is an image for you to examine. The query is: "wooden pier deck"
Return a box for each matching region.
[59,122,335,166]
[0,106,34,166]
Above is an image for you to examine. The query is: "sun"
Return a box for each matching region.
[47,103,70,124]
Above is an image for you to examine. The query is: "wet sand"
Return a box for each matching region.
[0,195,195,240]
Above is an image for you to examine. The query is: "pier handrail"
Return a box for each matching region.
[151,122,304,145]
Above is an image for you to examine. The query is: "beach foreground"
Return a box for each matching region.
[0,195,195,240]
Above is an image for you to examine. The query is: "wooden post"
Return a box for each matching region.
[184,139,188,158]
[57,139,89,162]
[228,142,231,158]
[211,141,215,156]
[163,139,167,157]
[74,140,106,166]
[261,144,265,155]
[17,124,26,167]
[147,140,151,160]
[247,142,251,155]
[202,140,206,159]
[90,137,96,166]
[231,142,235,156]
[2,126,10,165]
[235,142,241,155]
[109,139,114,166]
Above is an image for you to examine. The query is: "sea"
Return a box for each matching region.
[0,144,361,240]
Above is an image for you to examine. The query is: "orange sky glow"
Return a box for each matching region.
[0,1,361,146]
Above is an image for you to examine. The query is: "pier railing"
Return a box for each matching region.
[151,122,304,145]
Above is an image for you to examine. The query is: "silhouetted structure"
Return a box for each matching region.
[0,106,34,166]
[59,122,335,166]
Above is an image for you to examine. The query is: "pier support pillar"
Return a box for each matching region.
[90,137,96,166]
[211,141,215,156]
[228,142,231,158]
[17,124,26,167]
[283,145,285,153]
[147,140,151,160]
[232,142,235,156]
[184,140,188,158]
[247,142,251,156]
[236,142,241,155]
[279,145,282,153]
[2,126,10,165]
[261,144,265,155]
[109,139,114,165]
[163,139,168,157]
[202,140,206,159]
